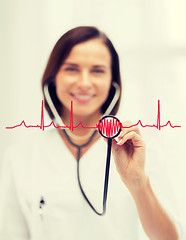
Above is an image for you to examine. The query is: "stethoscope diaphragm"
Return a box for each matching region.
[98,115,122,139]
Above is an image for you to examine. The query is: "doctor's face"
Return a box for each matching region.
[55,38,112,118]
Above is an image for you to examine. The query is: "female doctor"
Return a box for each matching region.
[0,26,182,240]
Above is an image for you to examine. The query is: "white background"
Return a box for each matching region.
[1,0,186,237]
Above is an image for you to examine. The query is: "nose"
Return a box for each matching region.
[76,70,92,90]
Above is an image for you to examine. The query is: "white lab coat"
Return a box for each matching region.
[0,129,183,240]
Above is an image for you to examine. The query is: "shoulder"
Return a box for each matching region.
[2,129,60,175]
[1,129,65,198]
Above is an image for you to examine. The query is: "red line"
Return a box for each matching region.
[40,100,44,131]
[5,100,181,131]
[104,118,106,135]
[157,100,160,130]
[70,100,73,131]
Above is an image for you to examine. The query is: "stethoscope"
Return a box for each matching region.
[43,79,121,216]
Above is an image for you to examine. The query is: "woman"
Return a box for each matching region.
[0,26,181,239]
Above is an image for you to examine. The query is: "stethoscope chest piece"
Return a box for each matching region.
[98,115,122,139]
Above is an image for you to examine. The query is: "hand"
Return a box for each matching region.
[111,121,148,193]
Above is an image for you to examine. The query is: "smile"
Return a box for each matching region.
[71,93,95,103]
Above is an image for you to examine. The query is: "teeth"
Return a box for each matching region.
[73,94,93,100]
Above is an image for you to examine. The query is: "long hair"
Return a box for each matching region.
[41,26,122,119]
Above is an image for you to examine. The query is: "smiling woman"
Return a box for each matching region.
[0,26,182,240]
[42,27,122,124]
[55,39,112,125]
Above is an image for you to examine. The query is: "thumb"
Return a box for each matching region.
[110,138,121,154]
[102,137,122,156]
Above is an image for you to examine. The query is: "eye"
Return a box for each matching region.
[65,67,78,72]
[92,69,105,74]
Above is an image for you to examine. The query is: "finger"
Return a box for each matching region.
[118,121,141,138]
[121,122,141,135]
[117,131,144,147]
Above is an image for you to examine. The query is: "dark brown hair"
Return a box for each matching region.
[41,26,122,119]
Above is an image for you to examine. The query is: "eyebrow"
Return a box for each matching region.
[63,63,79,67]
[63,62,108,68]
[92,65,107,69]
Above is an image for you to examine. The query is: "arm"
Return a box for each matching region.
[110,121,180,240]
[130,175,179,240]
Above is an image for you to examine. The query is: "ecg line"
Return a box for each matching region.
[6,100,181,131]
[99,118,121,138]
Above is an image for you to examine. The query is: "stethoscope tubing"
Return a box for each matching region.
[43,81,121,215]
[63,129,112,215]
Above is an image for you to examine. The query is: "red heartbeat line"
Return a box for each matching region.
[6,100,181,131]
[99,118,121,138]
